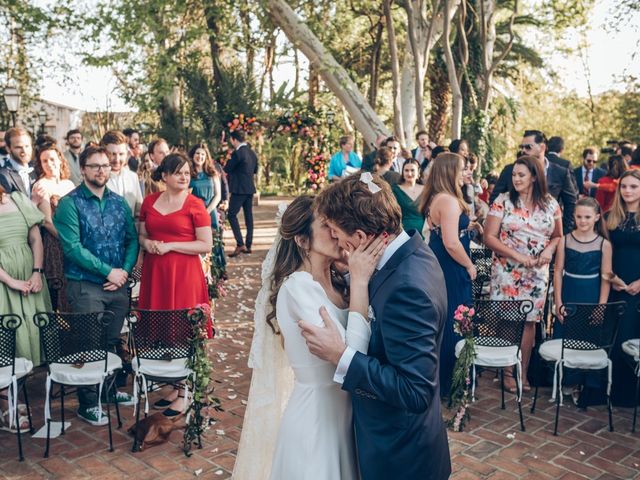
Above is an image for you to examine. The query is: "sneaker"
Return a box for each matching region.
[102,391,135,406]
[77,406,108,426]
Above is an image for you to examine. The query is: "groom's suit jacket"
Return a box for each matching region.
[342,231,451,480]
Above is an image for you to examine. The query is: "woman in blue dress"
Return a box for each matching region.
[188,143,222,229]
[419,153,475,397]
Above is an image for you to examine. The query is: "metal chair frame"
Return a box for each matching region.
[33,310,122,457]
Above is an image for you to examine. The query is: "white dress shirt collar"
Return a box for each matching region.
[235,142,247,151]
[376,230,411,270]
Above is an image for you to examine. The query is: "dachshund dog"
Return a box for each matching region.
[128,412,184,451]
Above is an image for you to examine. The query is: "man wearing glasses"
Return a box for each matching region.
[54,145,139,426]
[574,148,605,198]
[489,129,578,233]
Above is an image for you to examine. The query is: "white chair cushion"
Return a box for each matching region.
[539,339,609,370]
[622,339,640,360]
[455,340,520,367]
[0,358,34,389]
[49,352,123,385]
[131,356,191,379]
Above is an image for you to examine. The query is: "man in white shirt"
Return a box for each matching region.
[101,130,142,219]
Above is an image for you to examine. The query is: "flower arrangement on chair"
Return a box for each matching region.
[183,303,222,456]
[448,304,476,432]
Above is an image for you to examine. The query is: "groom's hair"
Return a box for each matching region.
[316,174,402,236]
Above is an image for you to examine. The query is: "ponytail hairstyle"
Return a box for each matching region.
[575,197,608,239]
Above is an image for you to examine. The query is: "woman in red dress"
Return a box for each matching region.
[596,154,626,212]
[138,153,213,415]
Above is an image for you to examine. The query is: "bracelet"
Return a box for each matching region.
[32,268,44,273]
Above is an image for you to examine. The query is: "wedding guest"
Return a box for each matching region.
[188,143,222,230]
[0,186,51,432]
[419,153,475,395]
[606,169,640,406]
[371,147,400,185]
[552,197,612,404]
[596,154,626,212]
[449,138,470,159]
[574,147,605,198]
[54,146,138,425]
[411,130,432,165]
[102,130,143,219]
[0,128,36,197]
[392,159,424,236]
[383,136,404,172]
[484,155,562,392]
[328,135,362,180]
[31,143,75,310]
[138,153,212,416]
[140,138,170,195]
[361,134,388,172]
[225,130,258,257]
[63,129,83,185]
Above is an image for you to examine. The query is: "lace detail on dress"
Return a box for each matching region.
[618,213,640,232]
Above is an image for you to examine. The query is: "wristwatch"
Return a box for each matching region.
[32,268,44,273]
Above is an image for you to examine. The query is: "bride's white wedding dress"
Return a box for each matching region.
[269,271,369,480]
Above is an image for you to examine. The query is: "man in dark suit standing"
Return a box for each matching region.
[490,130,578,234]
[224,130,258,257]
[300,174,451,480]
[547,136,571,170]
[574,147,605,198]
[0,128,36,197]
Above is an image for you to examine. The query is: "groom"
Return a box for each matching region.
[300,173,451,480]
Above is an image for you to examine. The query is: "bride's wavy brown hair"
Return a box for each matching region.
[267,195,347,335]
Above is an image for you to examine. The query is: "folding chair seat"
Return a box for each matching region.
[531,302,625,435]
[455,299,532,431]
[0,314,34,461]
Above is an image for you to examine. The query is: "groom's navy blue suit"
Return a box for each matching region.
[342,231,451,480]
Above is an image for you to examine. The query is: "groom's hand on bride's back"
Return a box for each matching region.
[299,306,346,365]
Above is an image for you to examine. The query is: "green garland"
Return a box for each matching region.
[447,305,477,432]
[183,304,222,456]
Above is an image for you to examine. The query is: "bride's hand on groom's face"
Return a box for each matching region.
[299,306,346,365]
[348,234,388,285]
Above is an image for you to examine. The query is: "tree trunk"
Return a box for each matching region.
[428,52,451,144]
[442,0,463,139]
[384,0,406,145]
[404,0,426,133]
[368,20,384,110]
[266,0,389,145]
[308,64,319,109]
[203,1,225,114]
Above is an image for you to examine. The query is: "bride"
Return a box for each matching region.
[232,195,384,479]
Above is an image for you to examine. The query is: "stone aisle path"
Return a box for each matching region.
[1,196,640,479]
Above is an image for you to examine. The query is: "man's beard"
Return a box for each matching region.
[86,177,108,188]
[0,147,7,156]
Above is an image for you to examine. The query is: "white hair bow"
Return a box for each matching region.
[359,172,381,194]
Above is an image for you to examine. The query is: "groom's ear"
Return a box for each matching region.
[354,230,369,245]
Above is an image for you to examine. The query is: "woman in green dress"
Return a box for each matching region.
[392,159,425,236]
[0,187,52,365]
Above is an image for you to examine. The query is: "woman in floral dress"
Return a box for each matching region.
[484,155,562,392]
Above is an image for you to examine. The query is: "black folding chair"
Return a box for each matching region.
[129,308,198,452]
[532,302,625,435]
[34,311,123,457]
[0,314,34,461]
[470,247,493,300]
[456,299,532,431]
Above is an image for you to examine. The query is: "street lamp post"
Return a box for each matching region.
[37,106,47,134]
[3,79,21,127]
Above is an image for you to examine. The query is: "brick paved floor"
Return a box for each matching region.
[1,197,639,479]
